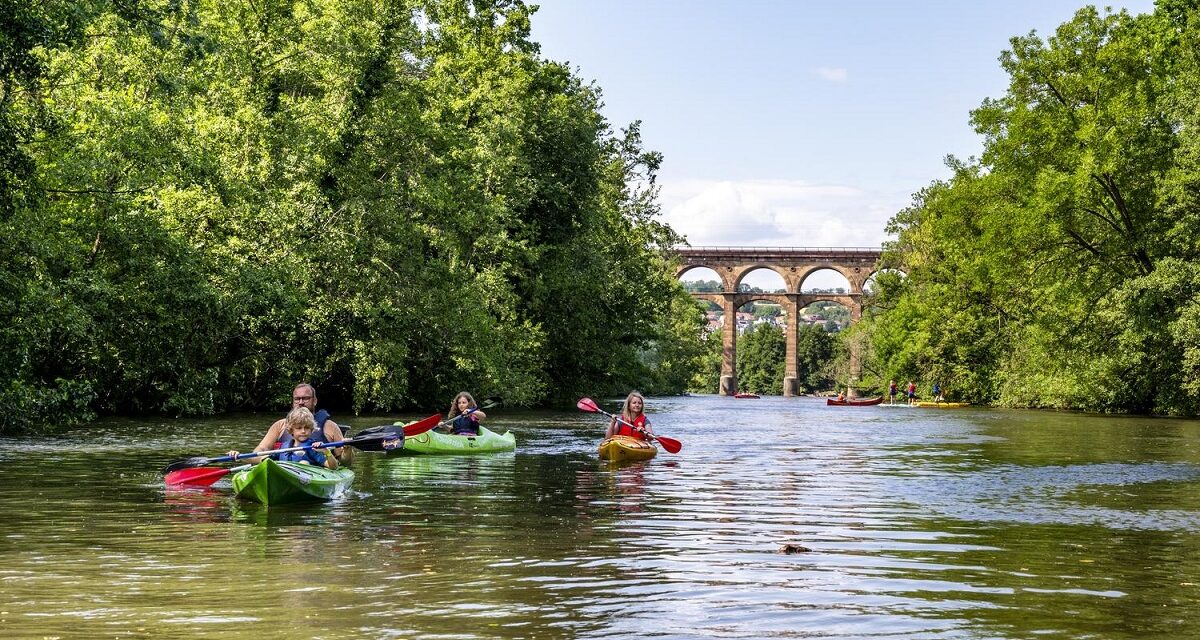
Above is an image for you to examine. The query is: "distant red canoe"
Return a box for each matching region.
[826,396,884,406]
[734,392,760,399]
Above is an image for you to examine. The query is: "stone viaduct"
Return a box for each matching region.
[674,246,883,397]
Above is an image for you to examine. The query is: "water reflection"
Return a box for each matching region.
[3,401,1200,637]
[162,486,230,524]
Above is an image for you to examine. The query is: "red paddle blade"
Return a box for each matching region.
[576,397,599,413]
[655,435,683,454]
[164,466,232,487]
[402,414,442,437]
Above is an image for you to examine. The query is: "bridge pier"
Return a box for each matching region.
[676,247,882,397]
[720,294,738,395]
[847,304,863,395]
[783,293,799,397]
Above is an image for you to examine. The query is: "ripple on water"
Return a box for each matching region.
[4,401,1200,638]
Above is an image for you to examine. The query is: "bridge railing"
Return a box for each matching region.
[675,246,881,254]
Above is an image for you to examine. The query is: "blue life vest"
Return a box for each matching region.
[272,409,333,465]
[276,431,328,465]
[450,413,480,435]
[311,409,332,444]
[272,409,332,445]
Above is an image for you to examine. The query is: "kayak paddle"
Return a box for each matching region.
[349,413,447,451]
[576,397,682,453]
[399,413,444,437]
[164,464,252,487]
[353,397,503,448]
[162,425,407,474]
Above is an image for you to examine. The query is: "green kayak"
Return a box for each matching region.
[231,459,354,505]
[398,426,516,455]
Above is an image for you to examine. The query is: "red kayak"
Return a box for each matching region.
[827,396,883,406]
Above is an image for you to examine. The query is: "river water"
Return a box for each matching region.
[3,394,1200,639]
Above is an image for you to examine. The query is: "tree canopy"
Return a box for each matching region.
[0,0,705,432]
[861,2,1200,414]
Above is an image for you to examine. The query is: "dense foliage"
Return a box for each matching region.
[688,319,838,396]
[860,1,1200,414]
[735,324,785,396]
[794,324,839,393]
[0,0,705,432]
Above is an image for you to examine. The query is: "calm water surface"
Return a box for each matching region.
[4,395,1200,639]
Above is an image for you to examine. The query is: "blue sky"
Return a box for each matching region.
[529,0,1156,263]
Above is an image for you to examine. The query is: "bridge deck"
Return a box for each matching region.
[677,246,881,261]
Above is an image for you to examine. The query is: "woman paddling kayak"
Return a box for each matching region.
[605,391,653,440]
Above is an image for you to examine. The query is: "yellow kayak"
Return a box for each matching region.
[598,436,657,462]
[913,401,971,408]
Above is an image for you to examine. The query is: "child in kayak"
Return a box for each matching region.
[446,391,487,435]
[606,391,653,441]
[240,383,350,465]
[228,407,338,469]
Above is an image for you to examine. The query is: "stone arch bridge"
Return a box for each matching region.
[675,246,883,397]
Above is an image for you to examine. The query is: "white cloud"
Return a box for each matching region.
[814,67,848,82]
[658,178,902,249]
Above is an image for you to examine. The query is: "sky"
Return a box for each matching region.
[527,0,1157,287]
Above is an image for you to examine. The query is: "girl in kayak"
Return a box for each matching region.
[447,391,487,435]
[605,391,653,440]
[228,407,338,469]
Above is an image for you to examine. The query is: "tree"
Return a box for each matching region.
[0,0,706,432]
[688,329,721,395]
[794,324,837,393]
[861,5,1200,414]
[736,324,785,395]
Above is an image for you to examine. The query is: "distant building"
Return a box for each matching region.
[704,311,722,334]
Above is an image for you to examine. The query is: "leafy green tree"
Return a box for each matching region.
[0,0,707,432]
[637,296,709,395]
[753,304,781,319]
[795,324,837,393]
[861,4,1200,414]
[688,329,723,394]
[681,279,722,293]
[736,323,784,395]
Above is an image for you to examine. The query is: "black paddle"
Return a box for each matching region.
[162,427,405,474]
[327,397,503,451]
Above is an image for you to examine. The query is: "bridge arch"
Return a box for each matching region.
[736,266,789,293]
[862,268,906,294]
[675,246,882,396]
[797,267,853,294]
